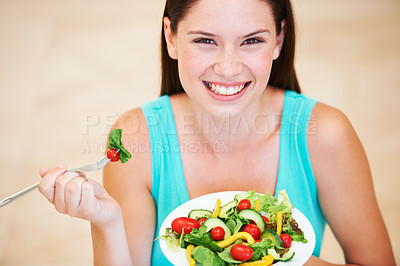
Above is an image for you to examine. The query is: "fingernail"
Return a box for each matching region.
[58,164,67,169]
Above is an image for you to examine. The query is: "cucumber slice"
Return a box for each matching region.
[218,200,237,219]
[268,249,295,261]
[238,209,265,232]
[260,229,284,247]
[203,217,232,239]
[188,209,213,220]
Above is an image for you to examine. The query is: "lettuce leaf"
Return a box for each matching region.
[225,215,245,235]
[157,228,180,250]
[277,190,294,214]
[283,217,308,243]
[248,238,275,261]
[258,191,280,219]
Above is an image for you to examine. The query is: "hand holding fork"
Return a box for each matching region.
[1,153,123,226]
[0,154,111,209]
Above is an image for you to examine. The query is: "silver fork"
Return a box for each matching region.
[0,154,111,208]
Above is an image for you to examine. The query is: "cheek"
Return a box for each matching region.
[248,51,274,82]
[178,49,209,86]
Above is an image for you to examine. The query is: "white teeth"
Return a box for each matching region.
[206,82,247,96]
[220,86,227,95]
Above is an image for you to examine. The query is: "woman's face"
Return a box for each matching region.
[164,0,284,117]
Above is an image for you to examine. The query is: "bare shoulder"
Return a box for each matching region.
[307,101,366,189]
[308,102,355,148]
[103,106,152,194]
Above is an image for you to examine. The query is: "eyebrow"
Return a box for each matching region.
[187,31,218,37]
[244,29,270,38]
[187,29,270,38]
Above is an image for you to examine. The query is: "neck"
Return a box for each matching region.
[176,88,283,150]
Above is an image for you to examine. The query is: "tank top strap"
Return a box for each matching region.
[141,95,189,208]
[278,90,317,176]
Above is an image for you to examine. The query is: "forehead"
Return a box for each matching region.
[178,0,276,35]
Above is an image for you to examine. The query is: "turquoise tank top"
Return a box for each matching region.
[141,90,325,265]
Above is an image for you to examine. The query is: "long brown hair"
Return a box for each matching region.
[160,0,301,96]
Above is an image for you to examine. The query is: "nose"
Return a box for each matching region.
[213,45,243,78]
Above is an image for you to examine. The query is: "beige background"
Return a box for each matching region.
[0,0,399,265]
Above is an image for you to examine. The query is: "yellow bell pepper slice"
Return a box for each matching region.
[217,232,255,248]
[186,244,196,266]
[276,211,283,236]
[240,255,274,265]
[255,198,259,212]
[212,198,221,218]
[262,255,274,264]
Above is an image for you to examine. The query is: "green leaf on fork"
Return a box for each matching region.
[108,129,132,163]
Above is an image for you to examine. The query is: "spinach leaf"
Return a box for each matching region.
[183,226,223,253]
[192,246,226,266]
[108,129,132,163]
[217,245,242,264]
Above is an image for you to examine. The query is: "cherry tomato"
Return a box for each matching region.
[262,216,269,227]
[171,217,199,235]
[243,224,261,240]
[230,244,253,261]
[107,149,120,162]
[238,199,252,211]
[280,234,292,248]
[197,218,207,226]
[211,226,225,241]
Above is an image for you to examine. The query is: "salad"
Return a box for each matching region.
[160,190,308,266]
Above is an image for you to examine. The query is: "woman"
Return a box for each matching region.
[38,0,395,265]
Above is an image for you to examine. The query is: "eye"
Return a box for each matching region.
[242,37,264,45]
[194,38,216,45]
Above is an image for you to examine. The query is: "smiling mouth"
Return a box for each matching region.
[203,81,251,96]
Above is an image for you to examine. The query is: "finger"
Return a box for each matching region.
[89,179,108,196]
[39,168,50,178]
[79,180,96,217]
[38,166,68,203]
[53,171,84,214]
[64,176,87,215]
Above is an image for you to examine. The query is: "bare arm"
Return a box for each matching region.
[306,103,395,265]
[91,211,133,266]
[102,108,155,266]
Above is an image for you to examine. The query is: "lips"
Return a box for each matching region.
[203,81,251,96]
